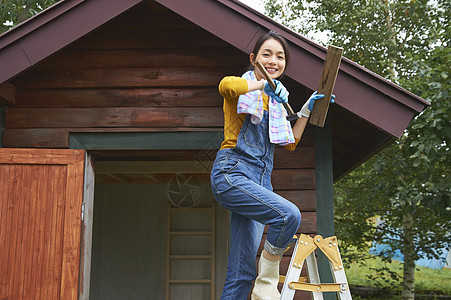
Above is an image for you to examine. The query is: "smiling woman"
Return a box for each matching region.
[209,31,331,300]
[250,38,287,79]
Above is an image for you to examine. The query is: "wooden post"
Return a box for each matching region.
[309,45,343,127]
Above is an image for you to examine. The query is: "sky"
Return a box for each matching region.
[235,0,330,44]
[238,0,266,13]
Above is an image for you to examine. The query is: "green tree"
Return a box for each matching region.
[0,0,60,34]
[264,0,450,299]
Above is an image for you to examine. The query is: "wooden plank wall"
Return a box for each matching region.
[272,142,315,300]
[5,3,244,148]
[0,148,85,300]
[0,164,67,299]
[4,3,315,299]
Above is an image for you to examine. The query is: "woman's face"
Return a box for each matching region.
[251,38,286,81]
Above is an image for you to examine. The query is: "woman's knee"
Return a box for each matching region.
[286,205,301,228]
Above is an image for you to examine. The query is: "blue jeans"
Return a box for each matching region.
[210,112,302,299]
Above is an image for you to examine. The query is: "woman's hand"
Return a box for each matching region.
[298,91,335,118]
[264,80,289,104]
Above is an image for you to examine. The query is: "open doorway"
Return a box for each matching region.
[87,157,228,300]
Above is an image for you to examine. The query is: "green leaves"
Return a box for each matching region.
[0,0,61,34]
[264,0,450,294]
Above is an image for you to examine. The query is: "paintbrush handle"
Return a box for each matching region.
[255,60,296,116]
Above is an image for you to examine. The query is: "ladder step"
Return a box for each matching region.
[170,255,212,259]
[170,231,212,235]
[170,207,213,212]
[288,282,347,293]
[280,234,352,300]
[169,279,212,284]
[279,275,307,284]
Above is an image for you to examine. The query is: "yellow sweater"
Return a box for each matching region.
[218,76,299,151]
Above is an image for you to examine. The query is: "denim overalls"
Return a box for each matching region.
[210,110,302,299]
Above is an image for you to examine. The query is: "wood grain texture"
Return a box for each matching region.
[0,148,85,300]
[33,48,247,71]
[60,150,85,299]
[3,128,69,148]
[274,146,315,169]
[309,45,343,127]
[5,107,224,128]
[274,190,316,212]
[68,28,229,50]
[272,169,316,190]
[12,67,238,89]
[0,82,16,105]
[14,87,223,108]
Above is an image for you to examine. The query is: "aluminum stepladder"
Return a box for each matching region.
[279,234,352,300]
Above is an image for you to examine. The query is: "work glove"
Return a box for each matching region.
[298,91,335,118]
[264,79,289,104]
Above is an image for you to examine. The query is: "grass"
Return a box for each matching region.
[344,255,451,298]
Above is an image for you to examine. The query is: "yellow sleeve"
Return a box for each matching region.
[283,137,301,151]
[218,76,249,100]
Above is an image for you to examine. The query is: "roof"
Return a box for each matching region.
[0,0,430,179]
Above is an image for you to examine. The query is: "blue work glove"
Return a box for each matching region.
[264,79,289,104]
[299,91,335,118]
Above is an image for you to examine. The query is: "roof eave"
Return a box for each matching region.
[154,0,429,139]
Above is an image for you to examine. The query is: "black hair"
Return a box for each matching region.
[248,30,290,76]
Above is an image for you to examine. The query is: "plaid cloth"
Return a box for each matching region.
[237,71,295,145]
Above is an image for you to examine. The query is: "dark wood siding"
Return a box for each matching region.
[4,4,316,299]
[6,3,246,149]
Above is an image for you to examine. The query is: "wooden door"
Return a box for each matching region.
[0,148,85,300]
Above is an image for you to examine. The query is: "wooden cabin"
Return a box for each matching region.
[0,0,429,299]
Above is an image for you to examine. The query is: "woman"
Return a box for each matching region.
[210,31,332,300]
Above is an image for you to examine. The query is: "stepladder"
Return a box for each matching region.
[279,234,352,300]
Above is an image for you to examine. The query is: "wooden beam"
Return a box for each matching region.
[12,67,238,89]
[3,129,69,148]
[69,131,223,150]
[314,116,335,297]
[5,107,224,128]
[15,88,222,108]
[0,106,5,148]
[0,82,16,105]
[309,45,343,127]
[95,161,213,174]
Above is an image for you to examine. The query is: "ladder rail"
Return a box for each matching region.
[305,252,323,300]
[279,234,352,300]
[280,238,304,300]
[329,247,352,300]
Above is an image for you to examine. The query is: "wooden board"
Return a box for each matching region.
[69,28,228,50]
[272,169,316,190]
[274,146,315,169]
[309,45,343,127]
[12,67,238,89]
[79,153,95,300]
[15,88,222,108]
[0,82,15,105]
[5,107,224,128]
[0,148,85,300]
[33,48,246,71]
[3,128,70,148]
[275,190,316,212]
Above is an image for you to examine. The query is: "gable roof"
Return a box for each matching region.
[0,0,429,179]
[0,0,142,85]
